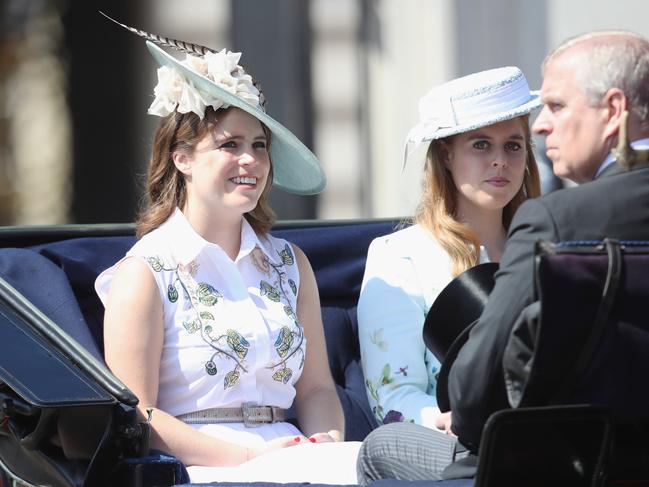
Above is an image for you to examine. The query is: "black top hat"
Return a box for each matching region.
[422,262,498,411]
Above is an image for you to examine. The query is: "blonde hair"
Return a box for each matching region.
[136,107,275,238]
[414,115,541,276]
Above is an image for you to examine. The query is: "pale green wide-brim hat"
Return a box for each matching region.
[146,41,326,195]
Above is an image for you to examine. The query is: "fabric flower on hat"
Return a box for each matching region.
[234,70,261,106]
[203,49,241,93]
[147,48,261,120]
[148,67,185,117]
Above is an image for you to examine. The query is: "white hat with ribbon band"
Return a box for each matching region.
[403,67,541,171]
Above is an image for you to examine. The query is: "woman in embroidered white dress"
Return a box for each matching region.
[357,67,542,437]
[95,29,359,484]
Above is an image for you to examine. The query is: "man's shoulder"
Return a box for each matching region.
[511,163,649,241]
[536,163,648,208]
[512,184,599,230]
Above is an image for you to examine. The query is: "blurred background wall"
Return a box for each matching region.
[1,0,648,225]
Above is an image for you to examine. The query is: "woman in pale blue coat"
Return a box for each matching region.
[357,67,542,433]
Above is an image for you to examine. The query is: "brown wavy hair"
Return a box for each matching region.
[414,115,541,276]
[136,106,275,238]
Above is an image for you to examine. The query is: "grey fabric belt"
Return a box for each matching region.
[176,402,286,428]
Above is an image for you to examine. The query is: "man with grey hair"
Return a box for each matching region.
[357,30,649,482]
[533,30,649,183]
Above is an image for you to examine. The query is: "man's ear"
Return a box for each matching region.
[172,151,192,176]
[602,88,628,139]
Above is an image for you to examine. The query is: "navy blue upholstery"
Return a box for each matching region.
[31,236,136,357]
[0,247,103,360]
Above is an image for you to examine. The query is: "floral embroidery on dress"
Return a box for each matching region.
[277,243,295,266]
[365,362,414,424]
[226,329,250,359]
[252,243,306,384]
[179,260,199,277]
[274,326,294,357]
[260,280,281,302]
[383,410,406,424]
[147,256,165,272]
[146,255,246,389]
[145,241,304,390]
[200,327,251,389]
[196,282,220,306]
[251,246,271,274]
[370,329,389,352]
[167,284,179,303]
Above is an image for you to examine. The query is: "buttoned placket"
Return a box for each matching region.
[236,235,273,369]
[202,244,271,404]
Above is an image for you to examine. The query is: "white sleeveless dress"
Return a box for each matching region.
[95,208,360,484]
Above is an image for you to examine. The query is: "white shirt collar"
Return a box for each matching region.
[159,208,275,265]
[595,137,649,178]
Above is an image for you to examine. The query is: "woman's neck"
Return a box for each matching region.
[182,202,242,261]
[456,204,507,262]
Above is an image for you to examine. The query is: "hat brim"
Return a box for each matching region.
[422,262,498,412]
[423,262,498,362]
[146,41,326,195]
[436,319,476,413]
[404,92,542,170]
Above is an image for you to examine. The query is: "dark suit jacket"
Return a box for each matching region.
[447,160,649,452]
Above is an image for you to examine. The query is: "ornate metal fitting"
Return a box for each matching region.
[612,110,649,169]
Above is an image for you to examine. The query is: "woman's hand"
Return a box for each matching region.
[435,411,456,437]
[247,435,309,461]
[308,430,341,443]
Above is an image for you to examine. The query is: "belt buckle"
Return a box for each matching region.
[242,402,261,428]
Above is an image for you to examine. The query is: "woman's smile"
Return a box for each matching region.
[229,175,259,187]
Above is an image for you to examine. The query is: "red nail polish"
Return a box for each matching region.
[294,437,301,442]
[309,437,316,443]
